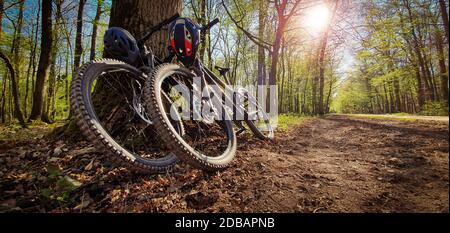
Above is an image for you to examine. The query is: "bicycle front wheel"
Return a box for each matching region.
[239,88,274,140]
[70,59,182,173]
[145,64,237,171]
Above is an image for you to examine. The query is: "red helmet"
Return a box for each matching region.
[169,18,200,66]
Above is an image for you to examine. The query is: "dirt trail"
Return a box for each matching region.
[344,114,449,122]
[0,115,448,213]
[239,115,449,213]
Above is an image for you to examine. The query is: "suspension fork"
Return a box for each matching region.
[201,66,248,121]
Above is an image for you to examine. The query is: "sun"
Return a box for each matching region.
[303,3,331,34]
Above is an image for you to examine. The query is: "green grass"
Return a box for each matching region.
[0,121,66,142]
[391,112,412,116]
[276,114,311,130]
[346,114,418,122]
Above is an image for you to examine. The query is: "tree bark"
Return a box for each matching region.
[0,0,4,41]
[109,0,182,59]
[266,0,301,113]
[24,5,41,117]
[73,0,86,75]
[433,25,449,104]
[1,0,5,123]
[257,0,266,86]
[90,0,104,61]
[439,0,449,41]
[8,0,25,120]
[196,0,207,62]
[317,35,328,115]
[41,0,64,123]
[318,0,339,116]
[29,0,52,121]
[256,0,267,110]
[0,51,26,127]
[279,39,286,113]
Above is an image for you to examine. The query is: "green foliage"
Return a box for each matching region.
[333,75,372,114]
[334,0,449,115]
[36,164,80,206]
[419,102,449,116]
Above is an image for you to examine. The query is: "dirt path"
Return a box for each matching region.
[237,115,448,213]
[0,115,448,213]
[344,114,449,122]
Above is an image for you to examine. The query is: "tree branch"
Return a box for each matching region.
[221,0,272,51]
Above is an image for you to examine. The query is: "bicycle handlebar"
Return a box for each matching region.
[138,13,180,46]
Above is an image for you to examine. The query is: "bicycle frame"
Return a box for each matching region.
[190,60,260,124]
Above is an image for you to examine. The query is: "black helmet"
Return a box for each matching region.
[169,18,200,67]
[104,27,140,64]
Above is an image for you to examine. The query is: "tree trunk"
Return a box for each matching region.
[383,83,389,113]
[403,0,433,102]
[268,21,284,87]
[0,51,26,127]
[12,0,25,79]
[317,35,328,115]
[109,0,182,59]
[42,0,63,123]
[325,75,334,113]
[0,0,4,41]
[90,0,104,61]
[1,74,5,123]
[318,0,339,116]
[73,0,86,76]
[434,27,449,104]
[393,79,401,112]
[257,0,266,86]
[267,1,287,113]
[197,0,207,62]
[279,39,286,113]
[257,0,267,109]
[287,54,293,112]
[9,0,25,120]
[0,0,5,122]
[439,0,449,41]
[24,1,41,117]
[29,0,53,121]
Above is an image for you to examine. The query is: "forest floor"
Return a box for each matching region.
[0,115,448,213]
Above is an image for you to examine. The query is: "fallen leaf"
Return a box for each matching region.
[69,147,97,157]
[53,147,63,157]
[84,159,94,171]
[1,199,16,208]
[48,157,60,163]
[63,176,82,188]
[74,195,93,211]
[185,192,219,209]
[32,152,40,158]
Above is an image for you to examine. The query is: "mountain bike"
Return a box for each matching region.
[70,14,183,173]
[144,18,274,171]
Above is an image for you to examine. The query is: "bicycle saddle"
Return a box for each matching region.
[215,66,231,76]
